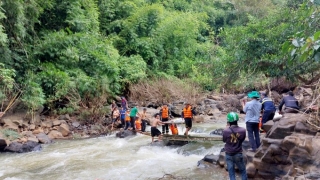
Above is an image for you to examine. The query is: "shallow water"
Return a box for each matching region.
[0,123,231,180]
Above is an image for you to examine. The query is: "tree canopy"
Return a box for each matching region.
[0,0,319,115]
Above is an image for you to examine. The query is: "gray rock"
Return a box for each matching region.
[4,141,41,153]
[116,130,136,138]
[72,121,80,128]
[36,132,52,144]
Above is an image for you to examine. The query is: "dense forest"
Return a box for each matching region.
[0,0,319,118]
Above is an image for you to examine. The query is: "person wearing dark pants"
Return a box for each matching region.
[141,108,148,132]
[279,91,300,114]
[223,112,247,180]
[129,106,139,131]
[159,104,171,134]
[242,91,262,152]
[260,92,276,126]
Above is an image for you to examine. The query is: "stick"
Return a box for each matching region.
[3,92,21,114]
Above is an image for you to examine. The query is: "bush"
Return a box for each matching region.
[0,129,21,141]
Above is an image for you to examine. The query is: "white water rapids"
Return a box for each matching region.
[0,123,233,180]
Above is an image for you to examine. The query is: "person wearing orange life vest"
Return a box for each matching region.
[170,123,178,135]
[124,109,131,130]
[181,102,196,136]
[159,104,171,134]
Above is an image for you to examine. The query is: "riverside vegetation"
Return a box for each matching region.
[1,0,320,178]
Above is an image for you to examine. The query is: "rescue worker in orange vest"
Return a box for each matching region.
[159,104,171,134]
[170,123,179,135]
[181,102,196,136]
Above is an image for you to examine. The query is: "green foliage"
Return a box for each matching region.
[0,129,21,141]
[20,72,46,113]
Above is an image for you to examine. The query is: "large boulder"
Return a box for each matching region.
[4,141,41,153]
[242,113,320,179]
[2,118,19,131]
[36,132,52,144]
[48,130,64,139]
[57,123,70,137]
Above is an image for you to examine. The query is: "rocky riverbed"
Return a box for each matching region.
[1,88,319,179]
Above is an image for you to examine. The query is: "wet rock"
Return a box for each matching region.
[210,128,224,136]
[0,138,7,151]
[294,122,317,135]
[115,130,136,138]
[165,140,188,146]
[203,154,219,164]
[27,137,39,143]
[197,159,215,168]
[36,132,52,144]
[4,141,41,153]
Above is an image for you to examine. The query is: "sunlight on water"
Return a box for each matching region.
[0,123,228,180]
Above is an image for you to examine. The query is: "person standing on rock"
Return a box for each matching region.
[121,96,128,110]
[223,112,247,180]
[130,105,139,131]
[140,108,148,132]
[111,107,120,130]
[159,104,171,134]
[279,91,300,114]
[181,102,196,136]
[260,92,276,127]
[150,114,164,143]
[120,107,126,128]
[242,91,261,152]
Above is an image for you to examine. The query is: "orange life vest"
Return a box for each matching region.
[170,124,178,135]
[135,119,141,130]
[125,113,130,122]
[162,107,169,118]
[183,106,192,118]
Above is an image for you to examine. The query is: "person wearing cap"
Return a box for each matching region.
[279,91,300,114]
[241,90,261,152]
[223,112,247,180]
[260,92,276,126]
[181,102,196,136]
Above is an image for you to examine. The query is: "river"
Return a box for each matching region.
[0,123,233,180]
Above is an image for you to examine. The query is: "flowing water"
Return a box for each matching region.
[0,122,232,180]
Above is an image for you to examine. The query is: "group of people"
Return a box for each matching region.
[223,90,300,180]
[110,97,197,142]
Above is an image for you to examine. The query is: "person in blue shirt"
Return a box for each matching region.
[260,92,276,125]
[242,91,261,152]
[120,107,126,128]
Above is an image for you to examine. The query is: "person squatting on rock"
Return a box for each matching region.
[223,112,247,180]
[181,102,196,136]
[150,114,164,143]
[260,92,276,126]
[279,91,300,114]
[140,108,148,132]
[129,105,139,131]
[159,104,171,134]
[242,91,261,152]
